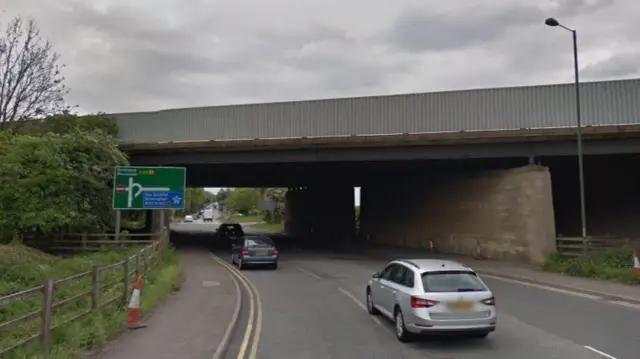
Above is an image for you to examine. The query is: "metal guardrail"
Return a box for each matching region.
[0,235,169,357]
[556,236,640,257]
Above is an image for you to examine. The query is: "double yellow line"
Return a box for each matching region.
[211,255,263,359]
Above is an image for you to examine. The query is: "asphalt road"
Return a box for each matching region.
[172,222,638,359]
[171,218,221,232]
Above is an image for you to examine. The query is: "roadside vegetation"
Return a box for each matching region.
[175,188,216,218]
[0,16,131,247]
[250,222,285,232]
[0,16,182,358]
[543,248,640,284]
[216,188,286,229]
[1,245,181,359]
[229,215,263,223]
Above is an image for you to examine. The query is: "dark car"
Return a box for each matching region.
[216,223,245,245]
[231,235,279,270]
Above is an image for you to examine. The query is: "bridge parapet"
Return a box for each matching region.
[113,79,640,144]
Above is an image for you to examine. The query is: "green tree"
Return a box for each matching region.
[204,190,216,204]
[0,114,127,243]
[262,188,287,223]
[184,188,208,215]
[224,188,261,215]
[215,188,231,203]
[10,112,118,137]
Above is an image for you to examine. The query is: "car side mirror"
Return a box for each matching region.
[372,272,380,279]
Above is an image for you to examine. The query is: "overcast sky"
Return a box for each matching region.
[3,0,639,115]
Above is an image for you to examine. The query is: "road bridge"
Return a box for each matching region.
[117,78,640,263]
[114,78,640,143]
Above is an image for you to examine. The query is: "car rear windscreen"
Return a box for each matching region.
[222,224,244,235]
[245,236,274,247]
[421,270,487,292]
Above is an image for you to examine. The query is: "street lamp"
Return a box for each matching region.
[545,17,587,242]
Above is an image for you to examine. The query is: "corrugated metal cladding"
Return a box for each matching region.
[114,79,640,143]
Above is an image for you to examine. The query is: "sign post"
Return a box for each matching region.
[115,210,122,242]
[112,166,186,237]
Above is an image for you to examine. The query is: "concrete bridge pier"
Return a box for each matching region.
[284,187,311,240]
[284,185,356,248]
[360,165,557,264]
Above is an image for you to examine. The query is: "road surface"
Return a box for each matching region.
[171,218,220,232]
[215,249,637,359]
[166,222,638,359]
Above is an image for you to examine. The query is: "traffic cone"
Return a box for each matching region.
[126,276,147,329]
[632,249,640,275]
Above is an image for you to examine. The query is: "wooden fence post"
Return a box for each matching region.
[91,265,100,309]
[81,232,88,250]
[142,250,148,275]
[40,279,54,354]
[135,253,140,278]
[123,259,130,306]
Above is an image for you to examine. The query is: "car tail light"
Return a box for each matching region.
[481,296,495,306]
[241,248,249,256]
[411,297,438,308]
[272,248,279,255]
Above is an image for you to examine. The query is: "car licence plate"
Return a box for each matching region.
[255,250,268,256]
[447,302,473,311]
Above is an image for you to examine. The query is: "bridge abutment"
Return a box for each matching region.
[360,165,557,264]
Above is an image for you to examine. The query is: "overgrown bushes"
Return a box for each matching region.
[543,248,640,284]
[0,114,127,245]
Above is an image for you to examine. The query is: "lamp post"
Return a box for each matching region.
[544,17,587,242]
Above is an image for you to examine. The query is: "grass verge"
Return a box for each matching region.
[229,215,262,223]
[0,245,181,359]
[543,247,640,284]
[250,222,284,233]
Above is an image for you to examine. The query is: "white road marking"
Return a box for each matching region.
[337,288,382,326]
[607,300,640,310]
[480,273,602,300]
[298,268,323,280]
[584,345,618,359]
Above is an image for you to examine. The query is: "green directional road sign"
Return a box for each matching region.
[112,166,186,210]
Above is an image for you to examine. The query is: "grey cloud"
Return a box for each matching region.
[42,3,222,111]
[582,52,640,79]
[2,0,638,115]
[380,0,618,54]
[381,4,544,52]
[554,0,616,18]
[37,2,360,112]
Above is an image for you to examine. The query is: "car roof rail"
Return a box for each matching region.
[397,259,419,269]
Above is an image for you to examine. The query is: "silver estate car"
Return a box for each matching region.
[366,259,497,342]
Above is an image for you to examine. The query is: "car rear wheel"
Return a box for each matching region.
[230,254,235,265]
[394,308,413,342]
[237,258,244,270]
[366,288,380,315]
[271,262,278,270]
